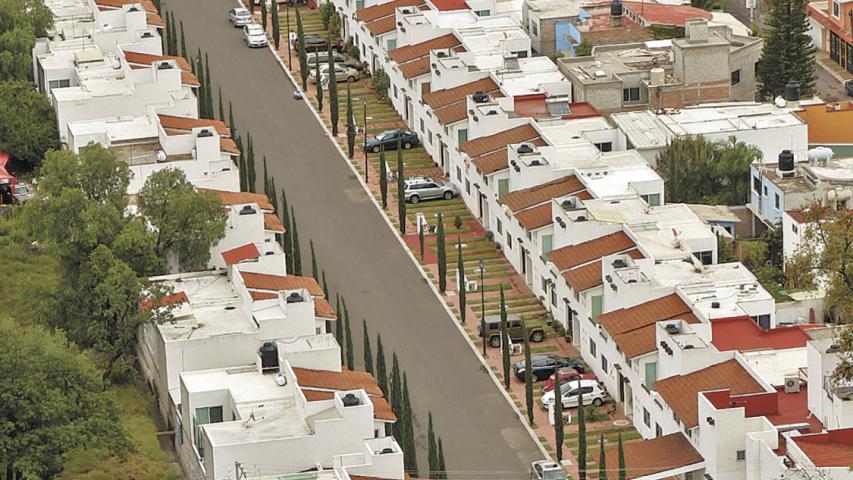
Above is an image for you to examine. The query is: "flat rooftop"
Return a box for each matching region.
[67,114,158,143]
[559,41,672,84]
[703,387,823,434]
[525,0,583,19]
[577,151,662,199]
[710,316,821,352]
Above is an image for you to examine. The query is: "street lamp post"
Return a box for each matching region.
[479,259,485,356]
[285,5,291,68]
[363,97,368,181]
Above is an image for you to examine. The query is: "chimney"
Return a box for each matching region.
[610,0,623,27]
[685,19,709,42]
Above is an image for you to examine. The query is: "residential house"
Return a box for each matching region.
[806,0,853,75]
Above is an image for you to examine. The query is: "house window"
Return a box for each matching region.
[645,362,657,390]
[737,450,746,461]
[542,234,553,259]
[591,295,602,324]
[643,408,651,427]
[530,20,539,36]
[387,38,396,50]
[465,179,471,195]
[420,118,425,133]
[694,250,713,265]
[476,9,490,16]
[498,179,509,197]
[497,219,503,235]
[457,128,468,145]
[832,0,840,16]
[601,355,608,373]
[792,223,798,234]
[753,175,761,193]
[655,423,663,438]
[589,338,597,358]
[595,142,613,152]
[731,69,741,86]
[763,185,768,197]
[194,406,224,458]
[456,166,462,182]
[506,231,512,249]
[356,0,364,9]
[428,132,433,145]
[775,193,780,210]
[622,87,640,103]
[551,287,557,307]
[641,193,661,206]
[393,85,398,99]
[48,79,70,90]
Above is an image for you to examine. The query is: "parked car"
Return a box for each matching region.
[530,460,566,480]
[542,367,597,392]
[12,183,33,203]
[243,24,268,48]
[228,7,252,27]
[479,314,546,349]
[308,64,359,84]
[514,354,578,382]
[306,52,346,67]
[341,58,365,71]
[541,379,605,410]
[404,177,459,204]
[364,129,419,153]
[296,34,340,53]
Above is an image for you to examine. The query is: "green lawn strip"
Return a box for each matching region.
[529,345,558,354]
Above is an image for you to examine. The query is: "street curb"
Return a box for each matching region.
[241,1,552,464]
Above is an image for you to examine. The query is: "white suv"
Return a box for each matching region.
[541,379,605,410]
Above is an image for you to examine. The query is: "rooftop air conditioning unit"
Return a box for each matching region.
[784,375,801,393]
[436,51,448,58]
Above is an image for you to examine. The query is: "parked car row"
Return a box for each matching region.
[541,379,606,410]
[308,64,359,84]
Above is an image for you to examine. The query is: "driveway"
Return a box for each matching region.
[163,0,543,477]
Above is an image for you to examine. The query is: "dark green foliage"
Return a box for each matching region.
[362,320,373,373]
[180,21,186,59]
[453,214,462,230]
[437,437,446,479]
[0,0,52,81]
[346,82,356,158]
[0,81,59,169]
[204,53,213,119]
[237,135,247,191]
[268,177,278,210]
[168,13,177,56]
[315,54,323,112]
[379,146,388,208]
[291,207,302,275]
[599,435,608,480]
[397,142,406,235]
[758,0,816,97]
[499,285,510,389]
[310,239,318,280]
[401,374,418,473]
[577,389,585,478]
[218,87,224,121]
[390,352,402,413]
[419,225,425,260]
[344,298,354,369]
[271,0,281,50]
[319,1,334,29]
[335,295,344,360]
[428,412,437,479]
[574,39,593,56]
[376,334,388,395]
[280,188,292,273]
[263,156,270,197]
[322,271,329,298]
[655,136,761,205]
[437,212,446,292]
[228,101,236,138]
[328,41,339,136]
[457,237,465,324]
[690,0,724,9]
[296,8,308,90]
[163,11,170,57]
[261,0,268,32]
[618,432,626,480]
[372,66,390,99]
[523,327,534,423]
[246,133,256,192]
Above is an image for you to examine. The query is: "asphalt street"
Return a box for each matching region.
[164,0,543,477]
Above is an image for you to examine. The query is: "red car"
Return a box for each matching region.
[542,367,597,392]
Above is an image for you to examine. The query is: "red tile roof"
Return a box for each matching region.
[512,96,602,120]
[561,249,644,292]
[314,298,336,319]
[249,291,278,301]
[622,1,711,26]
[472,138,547,175]
[157,114,230,136]
[429,0,469,10]
[180,70,201,87]
[502,175,587,213]
[389,34,460,63]
[124,51,192,71]
[462,124,540,158]
[423,77,499,109]
[710,316,822,352]
[655,359,765,428]
[95,0,157,13]
[548,231,635,271]
[221,243,260,265]
[515,203,552,231]
[366,16,397,36]
[357,0,424,22]
[263,213,286,232]
[301,389,396,421]
[399,57,431,79]
[598,293,700,358]
[293,368,384,396]
[140,290,188,310]
[240,272,324,296]
[703,387,823,434]
[220,137,240,155]
[198,189,274,211]
[601,433,703,479]
[790,428,853,467]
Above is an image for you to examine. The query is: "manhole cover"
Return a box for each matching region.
[613,419,630,426]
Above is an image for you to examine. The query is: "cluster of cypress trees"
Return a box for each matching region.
[427,412,448,479]
[194,51,215,120]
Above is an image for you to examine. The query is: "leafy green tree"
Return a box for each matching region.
[0,81,59,168]
[139,168,226,271]
[574,39,593,56]
[618,432,626,480]
[0,0,53,80]
[379,146,388,208]
[320,1,334,29]
[577,389,585,478]
[437,212,446,292]
[453,214,462,230]
[271,0,281,50]
[315,53,323,112]
[344,297,354,369]
[291,207,302,275]
[599,435,608,480]
[523,327,534,423]
[0,317,131,479]
[346,82,355,157]
[457,237,466,323]
[499,285,510,389]
[376,333,388,394]
[296,8,308,90]
[427,411,437,479]
[397,142,406,234]
[310,239,318,280]
[328,41,339,136]
[555,379,565,464]
[758,0,816,97]
[246,133,256,192]
[180,21,187,58]
[362,320,373,373]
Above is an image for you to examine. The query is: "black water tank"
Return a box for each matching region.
[472,91,489,103]
[517,144,534,154]
[779,149,795,172]
[259,342,278,370]
[342,393,360,407]
[239,205,256,215]
[286,292,303,303]
[610,0,623,16]
[784,81,801,102]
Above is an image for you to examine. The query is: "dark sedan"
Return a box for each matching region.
[513,355,584,382]
[364,129,420,153]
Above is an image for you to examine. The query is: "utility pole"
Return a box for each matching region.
[363,97,368,182]
[479,259,486,355]
[286,4,292,68]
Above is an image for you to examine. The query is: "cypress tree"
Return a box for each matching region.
[196,53,206,117]
[376,334,388,395]
[427,412,437,479]
[402,373,418,473]
[335,295,344,359]
[152,0,160,12]
[180,21,187,59]
[328,40,339,136]
[499,285,510,389]
[396,140,406,235]
[314,54,323,112]
[457,237,465,324]
[322,271,329,298]
[246,133,256,192]
[437,437,446,480]
[344,298,354,369]
[346,82,355,158]
[228,101,235,139]
[291,207,302,275]
[237,135,247,191]
[362,320,373,374]
[218,87,224,121]
[271,0,281,50]
[281,188,293,273]
[599,435,608,480]
[419,225,425,260]
[296,8,308,90]
[523,327,534,423]
[268,177,278,211]
[555,384,566,465]
[437,212,446,292]
[310,240,318,280]
[617,432,626,480]
[169,13,177,55]
[162,8,170,53]
[757,0,816,97]
[390,353,401,413]
[577,389,586,479]
[379,146,388,208]
[204,53,213,118]
[261,0,268,32]
[263,156,270,197]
